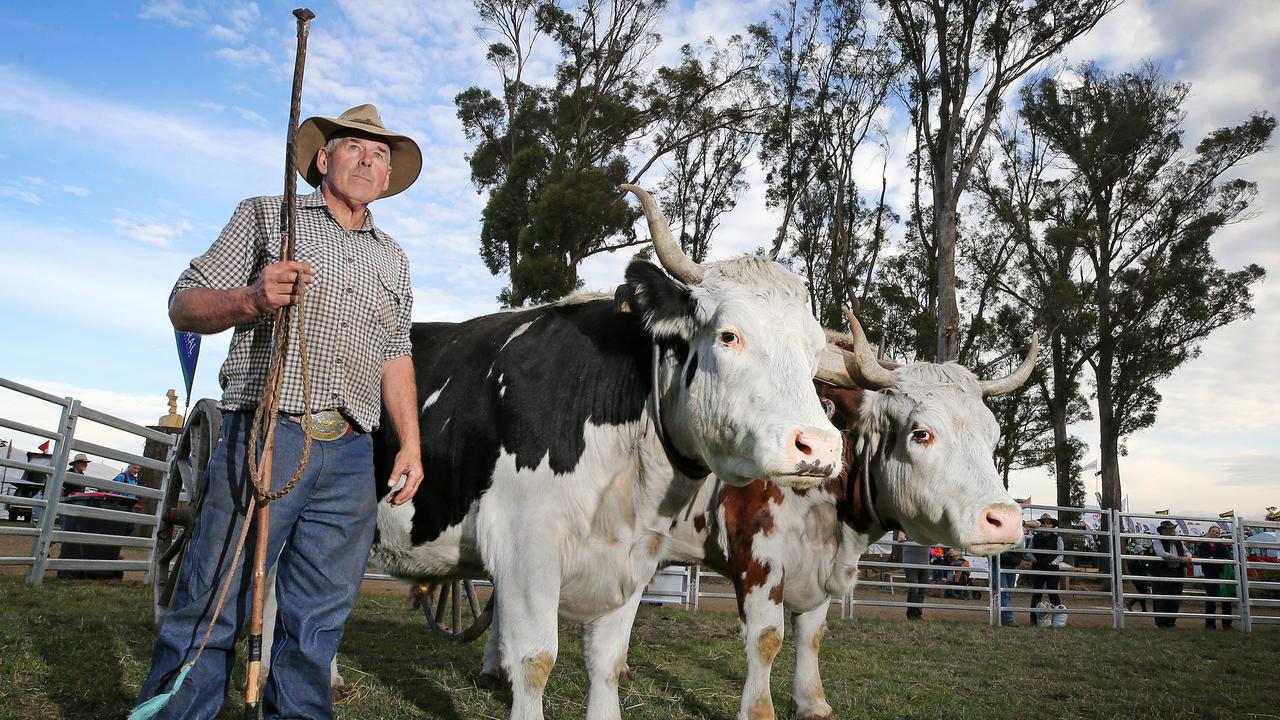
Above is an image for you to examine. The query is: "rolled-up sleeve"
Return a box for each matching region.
[173,198,263,295]
[383,250,413,361]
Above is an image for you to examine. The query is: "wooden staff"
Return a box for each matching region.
[244,8,315,718]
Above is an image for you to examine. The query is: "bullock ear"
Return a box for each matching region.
[625,260,697,341]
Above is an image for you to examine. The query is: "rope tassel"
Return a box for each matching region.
[128,664,193,720]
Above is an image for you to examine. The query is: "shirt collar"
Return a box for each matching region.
[301,187,381,235]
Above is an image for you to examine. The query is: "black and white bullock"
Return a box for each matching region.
[361,185,844,719]
[477,312,1035,720]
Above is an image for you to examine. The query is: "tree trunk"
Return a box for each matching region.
[934,181,959,362]
[1049,333,1075,509]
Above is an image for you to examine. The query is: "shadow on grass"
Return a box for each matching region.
[338,614,499,719]
[15,580,155,719]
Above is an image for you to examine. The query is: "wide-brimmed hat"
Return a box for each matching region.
[295,104,422,199]
[1157,520,1177,531]
[70,453,90,464]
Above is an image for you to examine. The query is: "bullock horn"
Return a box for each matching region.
[816,309,897,390]
[979,332,1040,397]
[621,183,704,284]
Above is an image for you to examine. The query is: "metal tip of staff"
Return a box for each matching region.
[293,8,316,22]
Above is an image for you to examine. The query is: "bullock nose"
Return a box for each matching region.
[977,503,1025,546]
[788,427,841,472]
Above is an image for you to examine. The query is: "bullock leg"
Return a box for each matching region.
[736,579,786,720]
[790,601,834,720]
[478,600,508,689]
[582,585,645,720]
[489,554,560,719]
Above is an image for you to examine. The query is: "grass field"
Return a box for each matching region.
[1,576,1275,720]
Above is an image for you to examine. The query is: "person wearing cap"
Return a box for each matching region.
[136,104,425,719]
[1151,519,1193,627]
[64,452,92,495]
[67,452,90,474]
[1025,513,1064,626]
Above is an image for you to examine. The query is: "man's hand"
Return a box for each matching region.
[386,446,423,506]
[250,260,315,314]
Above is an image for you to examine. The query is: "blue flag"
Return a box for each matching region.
[169,287,201,404]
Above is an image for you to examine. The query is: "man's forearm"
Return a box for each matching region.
[170,287,260,334]
[381,355,421,450]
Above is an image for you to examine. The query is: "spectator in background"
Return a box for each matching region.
[999,517,1041,627]
[1194,525,1235,630]
[68,453,90,475]
[1151,520,1193,628]
[900,532,930,620]
[1026,514,1064,626]
[1124,535,1155,612]
[113,463,141,502]
[65,452,94,495]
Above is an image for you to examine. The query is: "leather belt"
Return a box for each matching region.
[281,409,359,441]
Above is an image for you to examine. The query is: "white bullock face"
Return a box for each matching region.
[629,257,843,489]
[860,363,1023,554]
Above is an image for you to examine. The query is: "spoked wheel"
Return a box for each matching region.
[410,579,494,642]
[152,399,221,625]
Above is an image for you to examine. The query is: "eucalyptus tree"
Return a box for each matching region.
[758,0,900,329]
[457,0,765,306]
[1020,63,1273,511]
[879,0,1120,361]
[973,113,1095,509]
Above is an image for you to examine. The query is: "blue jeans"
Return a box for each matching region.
[999,572,1017,624]
[137,411,377,719]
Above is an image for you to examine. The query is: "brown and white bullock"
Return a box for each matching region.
[658,313,1035,719]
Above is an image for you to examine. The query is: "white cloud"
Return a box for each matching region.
[208,24,243,44]
[138,0,208,28]
[0,66,279,197]
[0,184,43,205]
[0,380,175,463]
[234,106,267,124]
[213,45,272,69]
[0,176,91,205]
[110,210,194,247]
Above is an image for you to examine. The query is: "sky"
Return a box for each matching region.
[0,1,1276,519]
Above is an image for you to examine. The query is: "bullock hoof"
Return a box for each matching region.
[477,670,510,691]
[795,701,834,720]
[332,680,356,705]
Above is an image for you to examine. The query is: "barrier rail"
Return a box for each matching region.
[659,505,1277,633]
[5,375,1275,634]
[0,377,176,584]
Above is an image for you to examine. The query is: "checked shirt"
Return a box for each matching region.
[174,188,412,432]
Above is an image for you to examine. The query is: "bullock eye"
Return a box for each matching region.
[910,428,933,445]
[718,330,742,347]
[821,398,836,419]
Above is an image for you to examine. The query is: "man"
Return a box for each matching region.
[66,452,93,495]
[113,463,141,501]
[136,104,425,720]
[1194,525,1235,630]
[899,532,930,620]
[1151,520,1193,628]
[997,517,1040,626]
[1026,514,1064,626]
[68,452,90,475]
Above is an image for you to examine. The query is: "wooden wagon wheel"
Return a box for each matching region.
[410,579,494,642]
[152,398,221,625]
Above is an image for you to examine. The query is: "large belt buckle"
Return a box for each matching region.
[306,409,349,441]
